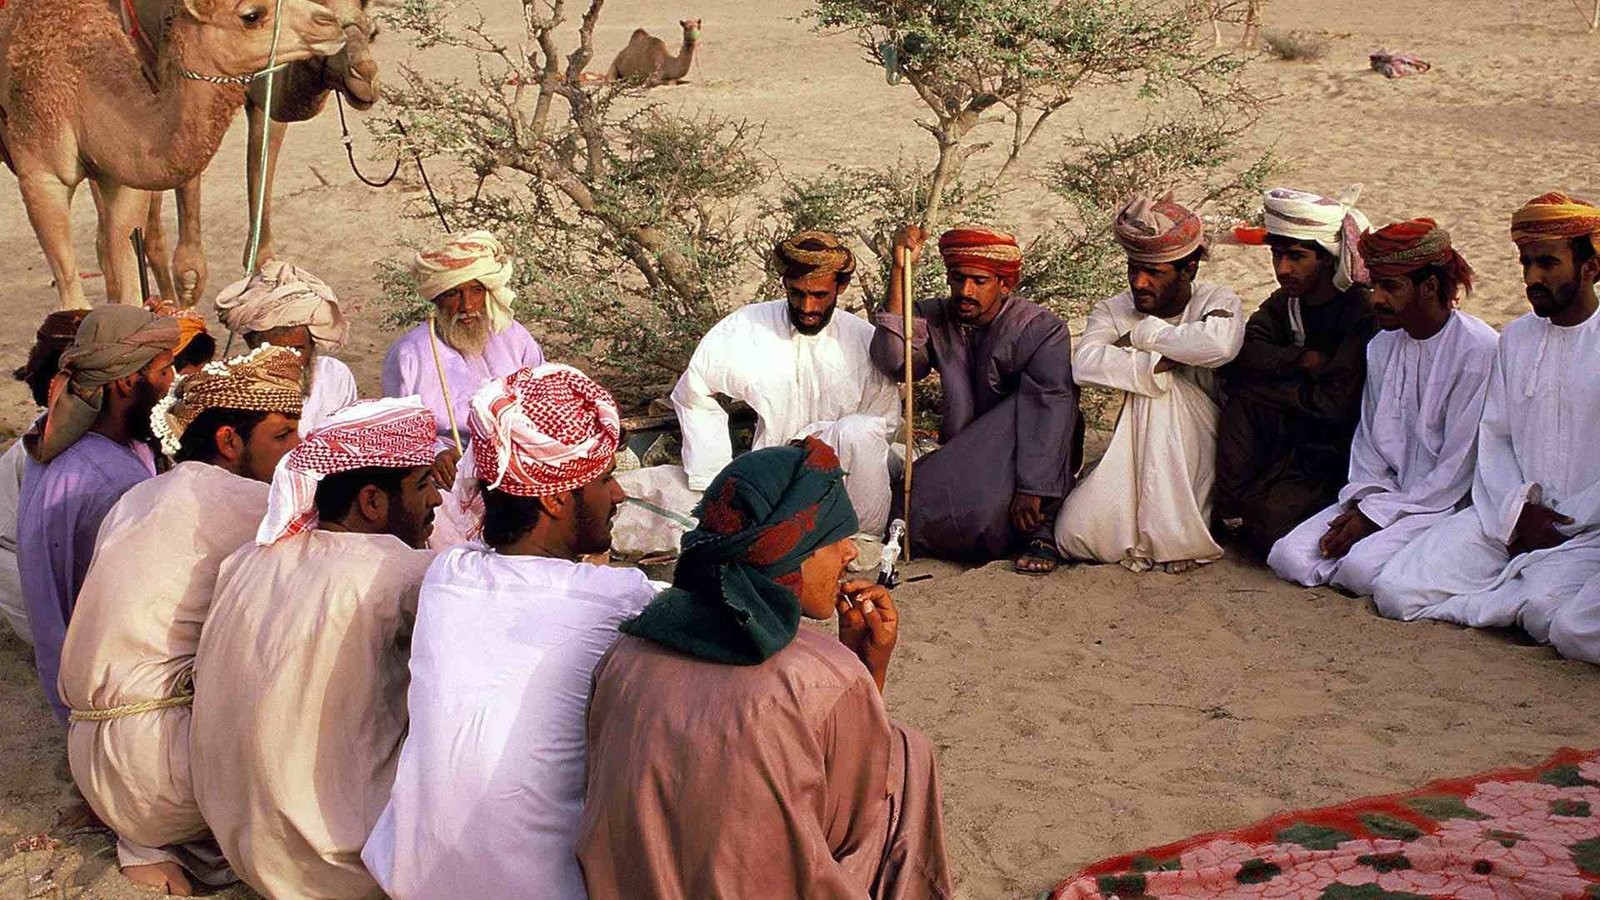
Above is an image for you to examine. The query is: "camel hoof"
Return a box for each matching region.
[122,861,194,896]
[177,272,200,308]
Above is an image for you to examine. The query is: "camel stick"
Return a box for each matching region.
[427,314,466,456]
[899,243,914,562]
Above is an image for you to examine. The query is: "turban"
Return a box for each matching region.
[1262,186,1372,291]
[621,436,860,665]
[213,260,349,349]
[938,227,1023,282]
[1509,192,1600,247]
[148,302,211,359]
[1358,218,1474,304]
[151,345,306,456]
[29,307,179,464]
[13,310,90,391]
[771,231,856,280]
[1113,195,1206,264]
[257,397,438,545]
[411,230,516,333]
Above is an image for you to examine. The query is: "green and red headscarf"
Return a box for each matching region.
[621,436,860,665]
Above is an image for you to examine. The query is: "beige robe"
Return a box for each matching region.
[577,628,952,899]
[58,462,267,853]
[190,531,435,900]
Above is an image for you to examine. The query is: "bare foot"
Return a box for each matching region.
[1161,559,1201,575]
[54,798,105,832]
[122,861,195,896]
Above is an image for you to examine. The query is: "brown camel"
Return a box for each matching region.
[127,0,380,305]
[605,18,700,86]
[0,0,346,310]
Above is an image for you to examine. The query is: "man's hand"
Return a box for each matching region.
[1319,508,1379,559]
[1296,349,1329,373]
[432,448,461,490]
[1154,357,1180,373]
[892,224,930,265]
[1509,502,1574,555]
[1010,492,1044,534]
[1113,333,1133,349]
[836,580,898,693]
[1202,308,1235,320]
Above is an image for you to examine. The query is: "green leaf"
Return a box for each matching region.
[1320,884,1432,900]
[1096,873,1147,896]
[1540,764,1600,788]
[1235,858,1282,884]
[1275,823,1353,851]
[1359,814,1423,840]
[1570,837,1600,876]
[1402,795,1489,822]
[1552,799,1594,818]
[1355,853,1413,873]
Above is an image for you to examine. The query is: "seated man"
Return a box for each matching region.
[1057,196,1244,573]
[1215,186,1377,556]
[1374,193,1600,663]
[1270,219,1497,596]
[578,437,951,899]
[871,226,1079,572]
[57,346,304,896]
[366,364,648,899]
[214,260,358,434]
[190,398,442,899]
[672,231,900,535]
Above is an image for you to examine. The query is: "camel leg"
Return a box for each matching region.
[95,180,155,306]
[172,177,207,307]
[243,104,290,271]
[16,171,90,310]
[144,191,177,305]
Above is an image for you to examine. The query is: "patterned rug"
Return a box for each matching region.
[1052,748,1600,900]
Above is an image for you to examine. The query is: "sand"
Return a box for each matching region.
[3,0,1600,896]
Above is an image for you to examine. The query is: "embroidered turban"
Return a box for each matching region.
[257,397,438,545]
[213,260,349,349]
[152,345,306,456]
[771,231,856,280]
[1262,186,1372,291]
[1509,192,1600,247]
[938,227,1023,282]
[1359,218,1474,304]
[1113,195,1206,264]
[411,230,516,333]
[29,307,179,463]
[621,436,860,665]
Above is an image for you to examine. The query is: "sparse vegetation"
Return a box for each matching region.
[1261,29,1330,62]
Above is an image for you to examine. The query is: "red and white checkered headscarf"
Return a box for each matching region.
[257,397,439,545]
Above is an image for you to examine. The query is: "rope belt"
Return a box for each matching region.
[68,693,193,723]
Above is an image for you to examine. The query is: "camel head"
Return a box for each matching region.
[314,0,382,109]
[680,18,701,44]
[173,0,348,79]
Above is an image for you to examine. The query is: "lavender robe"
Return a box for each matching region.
[17,433,158,722]
[381,322,545,450]
[871,297,1079,560]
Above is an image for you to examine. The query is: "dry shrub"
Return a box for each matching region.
[1261,29,1329,61]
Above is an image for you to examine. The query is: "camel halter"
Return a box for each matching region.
[178,61,291,85]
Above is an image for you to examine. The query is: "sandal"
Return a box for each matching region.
[1014,539,1061,575]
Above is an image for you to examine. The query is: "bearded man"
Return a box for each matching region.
[17,307,178,723]
[56,346,304,896]
[382,230,545,497]
[1214,186,1377,556]
[871,226,1079,572]
[190,398,441,899]
[1269,219,1497,596]
[671,231,900,535]
[214,260,359,434]
[1373,194,1600,663]
[1057,196,1245,573]
[365,364,646,900]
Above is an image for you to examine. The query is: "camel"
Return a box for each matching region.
[0,0,347,310]
[605,18,700,86]
[126,0,380,306]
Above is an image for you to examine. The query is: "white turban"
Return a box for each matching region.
[213,260,349,349]
[1262,185,1372,291]
[411,230,516,333]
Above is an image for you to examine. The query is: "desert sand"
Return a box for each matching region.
[3,0,1600,896]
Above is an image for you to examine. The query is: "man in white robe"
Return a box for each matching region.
[214,260,359,435]
[1373,193,1600,660]
[1270,219,1498,595]
[190,398,442,899]
[56,347,305,895]
[671,231,900,536]
[1056,196,1244,572]
[364,363,649,899]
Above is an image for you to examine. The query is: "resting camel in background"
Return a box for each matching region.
[605,18,700,86]
[0,0,346,309]
[124,0,381,306]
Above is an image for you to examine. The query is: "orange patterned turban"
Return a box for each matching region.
[772,231,856,281]
[1114,195,1206,264]
[1510,192,1600,247]
[1359,218,1473,304]
[938,227,1023,283]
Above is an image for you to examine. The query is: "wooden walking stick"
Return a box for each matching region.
[899,241,915,562]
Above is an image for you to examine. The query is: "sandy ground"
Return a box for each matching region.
[4,0,1600,896]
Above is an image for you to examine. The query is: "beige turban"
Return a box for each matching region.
[153,345,307,456]
[772,231,856,280]
[411,230,516,332]
[1262,186,1372,291]
[29,307,179,463]
[1114,195,1207,264]
[213,260,349,349]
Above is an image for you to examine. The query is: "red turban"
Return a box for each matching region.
[938,227,1023,282]
[1358,218,1474,302]
[1113,195,1206,264]
[467,363,621,498]
[1510,192,1600,246]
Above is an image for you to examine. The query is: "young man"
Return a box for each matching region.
[1373,194,1600,662]
[57,346,305,896]
[1269,219,1498,596]
[365,364,647,899]
[672,231,901,534]
[1057,196,1244,573]
[578,437,951,899]
[214,260,359,434]
[17,307,178,723]
[189,398,442,899]
[871,226,1079,572]
[1214,186,1377,556]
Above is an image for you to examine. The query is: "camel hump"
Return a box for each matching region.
[631,27,650,38]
